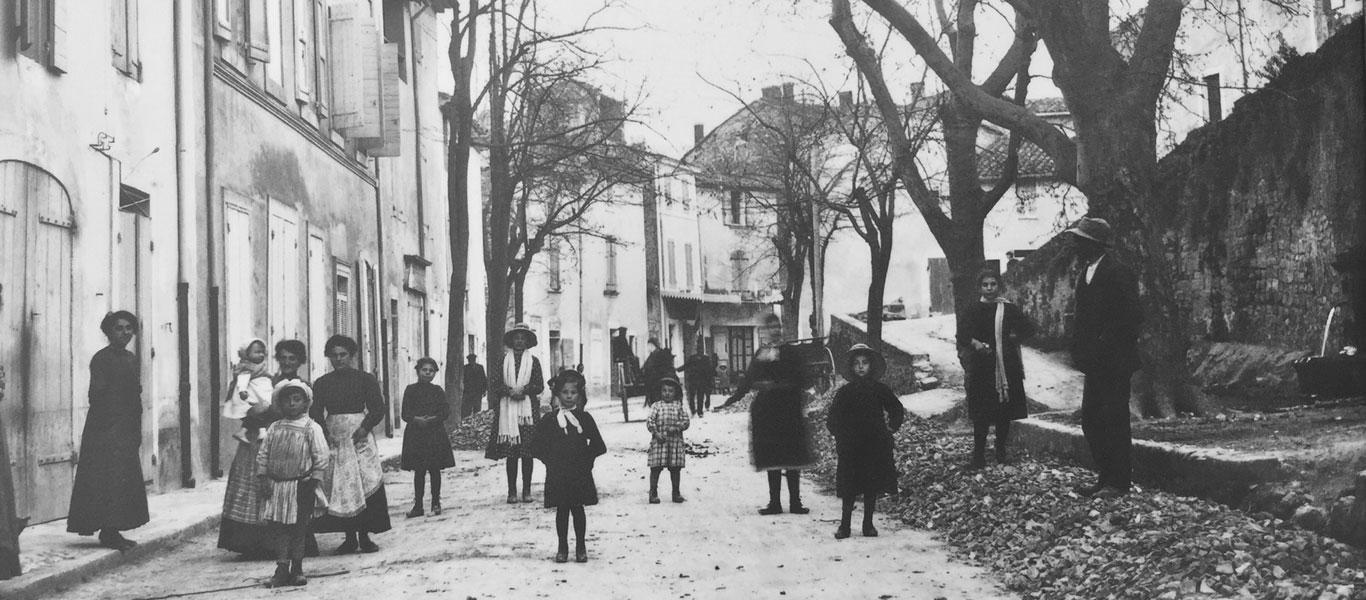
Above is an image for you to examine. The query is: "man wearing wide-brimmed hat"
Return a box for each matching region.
[1065,217,1144,500]
[485,323,546,504]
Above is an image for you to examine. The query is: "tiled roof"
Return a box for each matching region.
[1026,97,1068,114]
[979,136,1057,181]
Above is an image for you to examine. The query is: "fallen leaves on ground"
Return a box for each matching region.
[804,409,1366,600]
[448,410,495,451]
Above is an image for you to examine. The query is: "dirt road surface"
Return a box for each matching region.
[52,398,1013,600]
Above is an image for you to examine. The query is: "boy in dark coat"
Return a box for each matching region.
[956,271,1036,469]
[828,344,905,538]
[749,345,817,515]
[530,370,606,563]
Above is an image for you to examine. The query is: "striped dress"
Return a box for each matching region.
[647,400,690,468]
[255,416,330,525]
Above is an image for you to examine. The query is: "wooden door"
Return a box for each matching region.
[1,161,76,523]
[727,326,754,373]
[928,257,954,315]
[221,197,255,470]
[267,202,302,342]
[306,232,327,380]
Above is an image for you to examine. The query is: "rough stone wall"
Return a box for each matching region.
[828,314,922,395]
[1006,20,1365,394]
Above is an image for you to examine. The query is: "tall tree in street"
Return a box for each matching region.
[830,0,1031,348]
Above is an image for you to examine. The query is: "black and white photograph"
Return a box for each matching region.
[0,0,1363,598]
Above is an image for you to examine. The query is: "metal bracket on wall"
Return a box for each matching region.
[38,452,78,466]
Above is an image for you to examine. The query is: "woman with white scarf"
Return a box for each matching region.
[956,270,1037,470]
[484,323,546,504]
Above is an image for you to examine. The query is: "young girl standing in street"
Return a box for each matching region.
[646,376,690,504]
[225,339,274,444]
[256,381,329,587]
[827,344,905,538]
[401,358,456,517]
[530,371,606,563]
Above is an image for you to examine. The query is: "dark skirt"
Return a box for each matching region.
[544,466,598,508]
[310,486,392,534]
[749,389,816,471]
[218,517,319,558]
[963,354,1029,423]
[484,423,536,460]
[218,437,318,557]
[401,424,456,471]
[834,439,898,499]
[67,411,148,535]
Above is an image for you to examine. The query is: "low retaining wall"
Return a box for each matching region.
[828,314,924,395]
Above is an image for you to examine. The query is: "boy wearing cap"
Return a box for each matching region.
[1065,217,1143,499]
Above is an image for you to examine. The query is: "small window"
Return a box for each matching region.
[667,240,677,287]
[605,237,618,295]
[548,245,562,292]
[18,0,68,72]
[684,243,694,289]
[730,250,748,292]
[119,184,150,219]
[334,260,352,336]
[112,0,142,80]
[728,190,746,226]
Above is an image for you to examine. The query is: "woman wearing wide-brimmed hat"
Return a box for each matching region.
[485,323,546,504]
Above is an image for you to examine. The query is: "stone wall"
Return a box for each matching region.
[828,314,923,395]
[1006,20,1365,396]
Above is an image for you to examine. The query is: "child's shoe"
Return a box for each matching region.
[575,548,588,563]
[758,503,783,515]
[649,492,661,504]
[788,502,810,515]
[267,563,291,588]
[289,560,308,586]
[554,551,569,563]
[834,526,851,539]
[862,524,879,537]
[406,505,424,518]
[671,492,686,503]
[431,500,442,516]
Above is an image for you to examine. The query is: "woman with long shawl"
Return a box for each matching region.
[68,311,149,551]
[484,323,545,504]
[311,335,391,554]
[956,271,1036,469]
[218,339,320,558]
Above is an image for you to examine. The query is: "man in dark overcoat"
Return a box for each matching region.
[1067,217,1144,499]
[461,353,488,418]
[676,349,716,418]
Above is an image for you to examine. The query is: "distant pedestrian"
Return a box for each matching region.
[1065,218,1143,499]
[716,364,733,395]
[0,367,22,580]
[640,339,674,405]
[828,344,905,539]
[68,311,148,550]
[749,345,816,516]
[530,370,605,563]
[224,338,274,445]
[646,376,690,504]
[676,350,715,417]
[219,339,320,558]
[461,353,487,418]
[401,358,455,518]
[485,323,545,504]
[311,334,391,553]
[956,271,1036,469]
[256,381,329,587]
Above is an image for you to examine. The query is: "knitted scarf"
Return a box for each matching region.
[496,351,535,443]
[985,298,1010,403]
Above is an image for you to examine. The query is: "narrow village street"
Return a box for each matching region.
[49,397,1012,600]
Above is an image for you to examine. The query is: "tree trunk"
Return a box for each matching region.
[444,4,474,425]
[866,251,891,345]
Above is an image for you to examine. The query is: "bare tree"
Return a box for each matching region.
[830,0,1032,349]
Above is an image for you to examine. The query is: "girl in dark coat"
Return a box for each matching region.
[68,311,149,551]
[956,271,1036,469]
[827,344,905,539]
[401,358,456,518]
[530,370,606,563]
[749,345,817,516]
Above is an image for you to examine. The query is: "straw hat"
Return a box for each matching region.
[846,343,887,379]
[503,322,538,348]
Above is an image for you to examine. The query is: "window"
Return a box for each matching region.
[730,250,748,292]
[382,0,408,82]
[294,0,314,104]
[119,184,150,218]
[684,243,694,289]
[727,189,746,225]
[265,0,285,94]
[666,240,677,287]
[112,0,141,80]
[334,260,352,336]
[17,0,68,72]
[605,237,618,295]
[661,180,674,206]
[312,0,330,117]
[547,245,562,292]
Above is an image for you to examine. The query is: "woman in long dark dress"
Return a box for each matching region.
[1,366,24,579]
[311,335,391,554]
[218,339,320,558]
[749,345,817,516]
[401,358,455,518]
[530,370,606,563]
[67,311,149,551]
[484,323,545,504]
[955,271,1036,469]
[828,344,905,538]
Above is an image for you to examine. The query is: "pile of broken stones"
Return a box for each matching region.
[805,409,1366,600]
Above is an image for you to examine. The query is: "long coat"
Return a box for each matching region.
[957,300,1036,423]
[401,382,456,471]
[1071,256,1144,376]
[530,409,606,508]
[827,378,905,498]
[749,387,816,471]
[67,346,149,535]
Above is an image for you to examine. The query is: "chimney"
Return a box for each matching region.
[1203,73,1222,122]
[693,124,705,147]
[838,91,853,108]
[781,82,795,100]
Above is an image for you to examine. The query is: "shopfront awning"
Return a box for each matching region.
[660,289,743,303]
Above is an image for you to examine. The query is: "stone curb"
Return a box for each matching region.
[0,437,404,600]
[1012,417,1294,505]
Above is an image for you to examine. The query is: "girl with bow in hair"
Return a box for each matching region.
[530,370,606,563]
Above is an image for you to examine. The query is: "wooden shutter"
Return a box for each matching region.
[313,0,329,117]
[329,2,363,130]
[248,0,269,62]
[111,0,128,72]
[294,0,312,103]
[127,0,141,78]
[363,42,402,156]
[49,0,68,73]
[213,0,232,40]
[350,20,382,139]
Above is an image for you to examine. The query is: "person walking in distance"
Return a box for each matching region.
[1066,217,1144,499]
[676,349,715,418]
[461,353,488,418]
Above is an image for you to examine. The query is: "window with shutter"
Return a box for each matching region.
[313,0,330,118]
[605,238,618,294]
[214,0,233,40]
[685,243,694,289]
[248,0,269,62]
[548,245,561,292]
[329,3,364,130]
[667,240,677,287]
[362,42,402,156]
[334,261,352,337]
[264,0,284,96]
[381,0,407,83]
[111,0,139,80]
[17,0,57,71]
[295,0,313,104]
